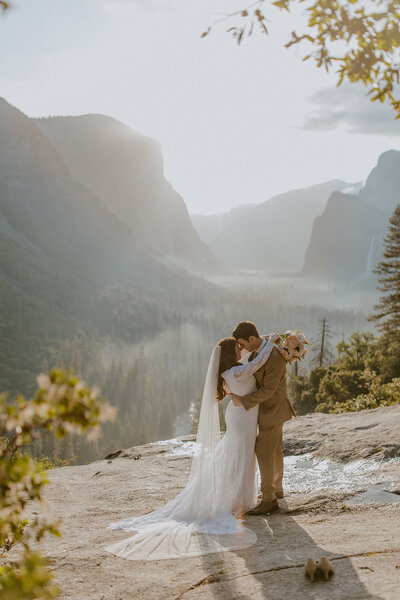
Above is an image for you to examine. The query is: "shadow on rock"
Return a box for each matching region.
[188,509,385,600]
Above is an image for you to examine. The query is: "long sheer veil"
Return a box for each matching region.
[105,345,257,561]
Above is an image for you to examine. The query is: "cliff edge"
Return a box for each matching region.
[19,406,400,599]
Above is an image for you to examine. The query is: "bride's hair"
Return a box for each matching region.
[216,337,240,402]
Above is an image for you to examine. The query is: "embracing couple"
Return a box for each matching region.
[106,321,299,561]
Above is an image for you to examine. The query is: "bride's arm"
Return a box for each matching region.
[230,335,279,382]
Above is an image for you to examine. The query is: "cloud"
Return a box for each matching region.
[301,83,400,137]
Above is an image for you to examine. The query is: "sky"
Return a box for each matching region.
[1,0,399,214]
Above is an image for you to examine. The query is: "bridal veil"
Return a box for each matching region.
[105,345,257,560]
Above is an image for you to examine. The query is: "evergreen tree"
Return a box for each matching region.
[369,205,400,340]
[137,412,151,445]
[310,317,334,367]
[336,332,376,371]
[61,435,76,464]
[158,400,174,440]
[69,348,82,378]
[40,358,49,374]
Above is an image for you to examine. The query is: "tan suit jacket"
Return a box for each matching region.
[241,346,296,427]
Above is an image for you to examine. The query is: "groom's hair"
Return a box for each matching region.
[232,321,260,341]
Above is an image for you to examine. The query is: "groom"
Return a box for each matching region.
[231,321,296,515]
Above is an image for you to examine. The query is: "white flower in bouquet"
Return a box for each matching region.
[274,330,309,363]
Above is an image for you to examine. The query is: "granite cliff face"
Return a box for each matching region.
[35,114,217,274]
[303,150,400,283]
[303,192,388,282]
[0,98,209,299]
[0,99,215,392]
[360,149,400,212]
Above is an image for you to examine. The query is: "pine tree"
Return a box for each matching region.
[137,412,151,445]
[158,400,174,441]
[40,358,49,374]
[311,317,334,367]
[69,348,82,378]
[61,435,76,464]
[369,205,400,339]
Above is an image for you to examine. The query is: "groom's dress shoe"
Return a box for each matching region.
[246,499,279,515]
[258,491,284,500]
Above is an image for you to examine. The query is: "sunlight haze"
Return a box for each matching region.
[1,0,399,214]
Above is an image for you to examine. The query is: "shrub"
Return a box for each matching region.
[331,371,400,413]
[0,369,116,599]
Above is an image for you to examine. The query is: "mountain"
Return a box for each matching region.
[34,114,217,274]
[303,150,400,282]
[191,204,256,245]
[206,180,352,271]
[359,149,400,212]
[0,99,214,394]
[303,192,388,281]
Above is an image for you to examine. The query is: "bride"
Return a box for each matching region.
[105,333,280,561]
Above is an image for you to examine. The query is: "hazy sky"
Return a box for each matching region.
[1,0,399,214]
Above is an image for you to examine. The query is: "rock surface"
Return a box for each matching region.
[21,406,400,599]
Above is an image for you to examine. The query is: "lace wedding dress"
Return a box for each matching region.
[105,338,275,561]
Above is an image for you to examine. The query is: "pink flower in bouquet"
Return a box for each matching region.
[297,332,307,344]
[287,333,299,349]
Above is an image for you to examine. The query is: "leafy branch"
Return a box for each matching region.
[202,0,400,117]
[0,369,116,599]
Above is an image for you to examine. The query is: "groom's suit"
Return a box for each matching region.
[240,345,296,502]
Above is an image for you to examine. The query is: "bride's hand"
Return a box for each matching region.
[230,394,242,407]
[268,333,281,344]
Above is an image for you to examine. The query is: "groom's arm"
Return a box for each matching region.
[232,350,285,411]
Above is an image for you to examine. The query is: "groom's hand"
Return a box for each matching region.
[230,394,243,407]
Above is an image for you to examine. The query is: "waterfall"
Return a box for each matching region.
[364,235,376,276]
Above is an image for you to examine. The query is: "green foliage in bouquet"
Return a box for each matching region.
[0,369,116,600]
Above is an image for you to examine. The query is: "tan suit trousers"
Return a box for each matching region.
[256,424,284,502]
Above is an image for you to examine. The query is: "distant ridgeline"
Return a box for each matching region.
[193,180,354,272]
[192,151,400,283]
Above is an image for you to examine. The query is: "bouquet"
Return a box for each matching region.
[272,330,309,363]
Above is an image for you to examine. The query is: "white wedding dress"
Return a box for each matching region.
[105,338,275,561]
